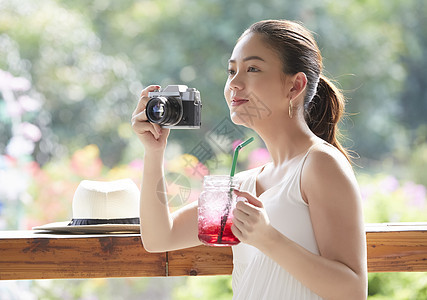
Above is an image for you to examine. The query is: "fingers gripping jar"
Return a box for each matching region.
[198,175,240,246]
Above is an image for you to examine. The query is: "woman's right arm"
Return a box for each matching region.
[131,85,202,253]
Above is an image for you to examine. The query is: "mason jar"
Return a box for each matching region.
[198,175,240,246]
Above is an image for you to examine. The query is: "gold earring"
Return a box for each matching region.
[288,100,294,119]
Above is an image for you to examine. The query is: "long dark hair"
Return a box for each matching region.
[241,20,350,161]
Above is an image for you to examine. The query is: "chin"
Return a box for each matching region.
[230,111,254,128]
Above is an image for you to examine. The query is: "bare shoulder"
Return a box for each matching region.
[301,143,359,203]
[305,143,355,180]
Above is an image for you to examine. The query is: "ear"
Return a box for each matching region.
[289,72,307,100]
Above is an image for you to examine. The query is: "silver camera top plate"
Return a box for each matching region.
[148,85,188,97]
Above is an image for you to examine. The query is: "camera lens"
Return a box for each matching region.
[146,97,183,126]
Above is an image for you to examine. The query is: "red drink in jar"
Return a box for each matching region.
[198,215,239,245]
[198,175,240,246]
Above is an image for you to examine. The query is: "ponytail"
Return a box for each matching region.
[305,75,350,161]
[244,20,352,162]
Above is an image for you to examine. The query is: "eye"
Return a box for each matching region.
[248,66,260,72]
[227,68,236,76]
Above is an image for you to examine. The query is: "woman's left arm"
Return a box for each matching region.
[231,149,368,300]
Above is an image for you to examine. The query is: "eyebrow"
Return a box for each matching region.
[228,56,266,63]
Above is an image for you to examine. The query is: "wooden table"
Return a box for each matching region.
[0,223,426,280]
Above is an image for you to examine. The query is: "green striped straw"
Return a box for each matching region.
[230,137,255,177]
[218,137,254,243]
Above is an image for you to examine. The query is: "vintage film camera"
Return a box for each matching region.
[146,85,202,129]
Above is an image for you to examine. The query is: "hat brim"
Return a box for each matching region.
[33,221,140,234]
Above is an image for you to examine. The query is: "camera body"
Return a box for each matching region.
[146,85,202,129]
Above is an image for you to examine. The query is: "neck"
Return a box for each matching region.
[254,115,319,166]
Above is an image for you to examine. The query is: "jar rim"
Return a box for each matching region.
[203,175,238,188]
[203,175,232,179]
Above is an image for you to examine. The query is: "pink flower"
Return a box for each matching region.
[0,70,31,92]
[24,161,41,177]
[232,139,244,151]
[248,148,270,169]
[185,161,210,180]
[403,182,426,209]
[379,176,399,194]
[129,159,144,169]
[18,122,42,142]
[18,95,42,112]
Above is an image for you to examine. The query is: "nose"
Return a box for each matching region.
[228,71,244,91]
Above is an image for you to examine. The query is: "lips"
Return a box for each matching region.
[231,98,249,106]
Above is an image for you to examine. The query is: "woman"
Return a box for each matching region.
[132,20,367,300]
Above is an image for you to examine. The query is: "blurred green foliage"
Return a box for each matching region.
[0,0,426,171]
[1,0,426,299]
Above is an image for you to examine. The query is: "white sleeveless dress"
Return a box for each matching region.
[232,145,324,300]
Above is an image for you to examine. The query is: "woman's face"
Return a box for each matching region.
[224,32,290,128]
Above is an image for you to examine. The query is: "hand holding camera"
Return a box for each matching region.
[131,85,169,152]
[131,85,202,153]
[146,85,202,129]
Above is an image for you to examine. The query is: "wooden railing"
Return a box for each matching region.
[0,223,426,280]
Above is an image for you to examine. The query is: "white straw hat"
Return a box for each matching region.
[33,179,140,234]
